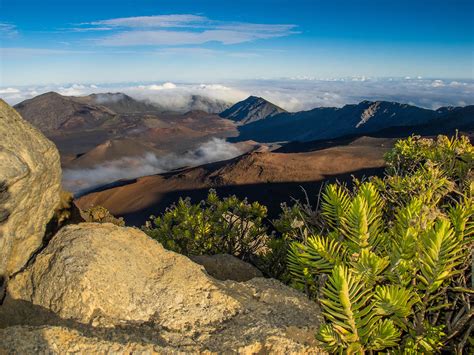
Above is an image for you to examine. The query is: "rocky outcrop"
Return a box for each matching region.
[5,223,240,330]
[191,254,263,281]
[2,223,323,352]
[0,100,323,353]
[0,99,61,284]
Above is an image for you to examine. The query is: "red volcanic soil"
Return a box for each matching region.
[76,136,395,226]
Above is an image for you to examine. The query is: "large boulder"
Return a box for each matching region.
[0,100,61,286]
[1,223,323,352]
[5,223,240,331]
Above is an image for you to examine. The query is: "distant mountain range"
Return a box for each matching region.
[14,91,232,133]
[14,92,119,132]
[230,98,474,142]
[17,92,473,144]
[14,91,238,161]
[220,96,286,124]
[13,91,473,191]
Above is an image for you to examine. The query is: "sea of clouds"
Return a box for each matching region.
[63,138,242,195]
[1,77,473,112]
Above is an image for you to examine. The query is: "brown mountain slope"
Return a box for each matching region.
[15,92,238,160]
[14,92,117,132]
[76,136,394,226]
[64,138,165,169]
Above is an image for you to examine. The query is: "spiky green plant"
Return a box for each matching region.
[288,135,473,353]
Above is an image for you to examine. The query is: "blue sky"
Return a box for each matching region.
[0,0,473,85]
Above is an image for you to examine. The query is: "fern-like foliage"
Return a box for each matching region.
[287,134,474,353]
[418,219,463,295]
[321,184,351,230]
[287,233,347,294]
[318,265,403,353]
[351,249,389,286]
[318,265,376,352]
[374,285,417,329]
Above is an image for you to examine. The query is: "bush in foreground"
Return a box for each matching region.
[288,135,473,353]
[143,190,268,261]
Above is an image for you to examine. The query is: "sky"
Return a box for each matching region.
[1,0,473,86]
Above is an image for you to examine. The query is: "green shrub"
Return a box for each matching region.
[260,202,315,281]
[385,133,473,187]
[287,135,473,353]
[142,190,268,261]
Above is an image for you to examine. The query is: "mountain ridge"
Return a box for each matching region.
[220,95,287,124]
[78,92,163,114]
[14,91,118,131]
[231,99,474,142]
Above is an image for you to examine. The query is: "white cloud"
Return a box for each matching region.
[57,84,89,96]
[78,14,297,46]
[97,29,291,46]
[199,84,231,91]
[0,88,20,94]
[138,82,177,90]
[124,82,246,111]
[431,79,445,88]
[89,14,207,29]
[70,27,114,32]
[86,15,296,34]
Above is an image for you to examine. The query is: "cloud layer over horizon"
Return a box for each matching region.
[1,77,473,112]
